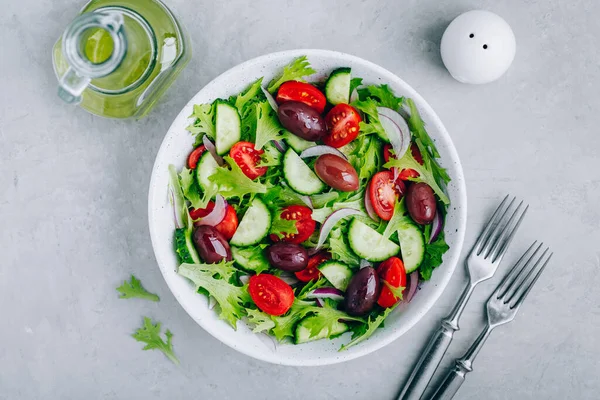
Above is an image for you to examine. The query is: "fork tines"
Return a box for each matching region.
[494,241,553,309]
[474,195,529,264]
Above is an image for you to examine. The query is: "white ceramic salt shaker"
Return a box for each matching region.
[440,10,516,84]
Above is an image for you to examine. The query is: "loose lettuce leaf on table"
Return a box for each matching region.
[132,317,179,364]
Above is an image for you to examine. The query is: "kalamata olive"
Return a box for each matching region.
[266,242,309,272]
[314,154,359,192]
[193,225,232,263]
[277,101,326,141]
[405,182,437,225]
[344,267,381,316]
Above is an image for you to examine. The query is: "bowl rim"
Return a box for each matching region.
[148,49,467,366]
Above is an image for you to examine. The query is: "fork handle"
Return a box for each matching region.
[396,323,455,400]
[426,362,469,400]
[428,326,493,400]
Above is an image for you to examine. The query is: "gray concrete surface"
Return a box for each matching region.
[1,0,599,399]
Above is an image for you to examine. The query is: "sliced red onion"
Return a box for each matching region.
[272,139,287,153]
[364,191,379,222]
[404,271,419,303]
[307,287,344,301]
[378,107,411,161]
[169,188,183,229]
[307,247,320,257]
[350,88,359,103]
[314,298,324,308]
[195,195,227,227]
[261,86,279,112]
[315,208,362,249]
[299,195,313,209]
[300,145,348,160]
[208,296,217,310]
[202,135,224,166]
[359,259,372,269]
[239,275,250,285]
[429,209,443,243]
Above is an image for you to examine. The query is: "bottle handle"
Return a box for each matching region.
[57,11,127,104]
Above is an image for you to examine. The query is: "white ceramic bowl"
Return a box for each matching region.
[148,49,467,366]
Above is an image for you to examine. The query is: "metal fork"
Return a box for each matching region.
[397,196,528,400]
[428,242,553,400]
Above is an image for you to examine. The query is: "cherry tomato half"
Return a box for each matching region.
[269,205,316,244]
[323,104,362,148]
[187,145,206,170]
[295,252,329,282]
[376,257,407,308]
[276,81,327,113]
[368,171,404,221]
[190,202,239,240]
[248,274,295,316]
[229,141,268,180]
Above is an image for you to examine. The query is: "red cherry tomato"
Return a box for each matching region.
[295,252,329,282]
[276,81,327,113]
[190,202,239,240]
[323,104,362,148]
[383,143,423,180]
[269,205,316,244]
[368,171,404,221]
[376,257,407,308]
[248,274,295,316]
[229,141,268,180]
[187,145,206,169]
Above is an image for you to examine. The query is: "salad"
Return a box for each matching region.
[168,56,451,349]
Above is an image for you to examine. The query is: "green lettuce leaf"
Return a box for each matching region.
[178,167,205,209]
[406,98,451,186]
[246,308,275,333]
[257,143,282,167]
[116,275,160,302]
[208,157,267,199]
[419,232,450,280]
[269,211,299,239]
[310,191,339,209]
[384,150,450,205]
[271,299,316,341]
[255,101,284,149]
[260,185,308,208]
[351,98,386,137]
[302,302,363,338]
[235,77,264,111]
[178,262,251,329]
[186,103,216,145]
[132,317,179,364]
[267,56,316,93]
[358,84,404,110]
[340,306,397,351]
[382,199,412,239]
[349,77,363,94]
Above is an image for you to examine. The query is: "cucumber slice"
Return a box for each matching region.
[174,228,201,264]
[293,316,348,344]
[285,133,315,153]
[195,151,219,191]
[215,101,241,155]
[282,148,326,195]
[397,223,425,273]
[325,67,351,105]
[319,261,353,291]
[231,246,269,273]
[347,219,400,262]
[230,198,271,246]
